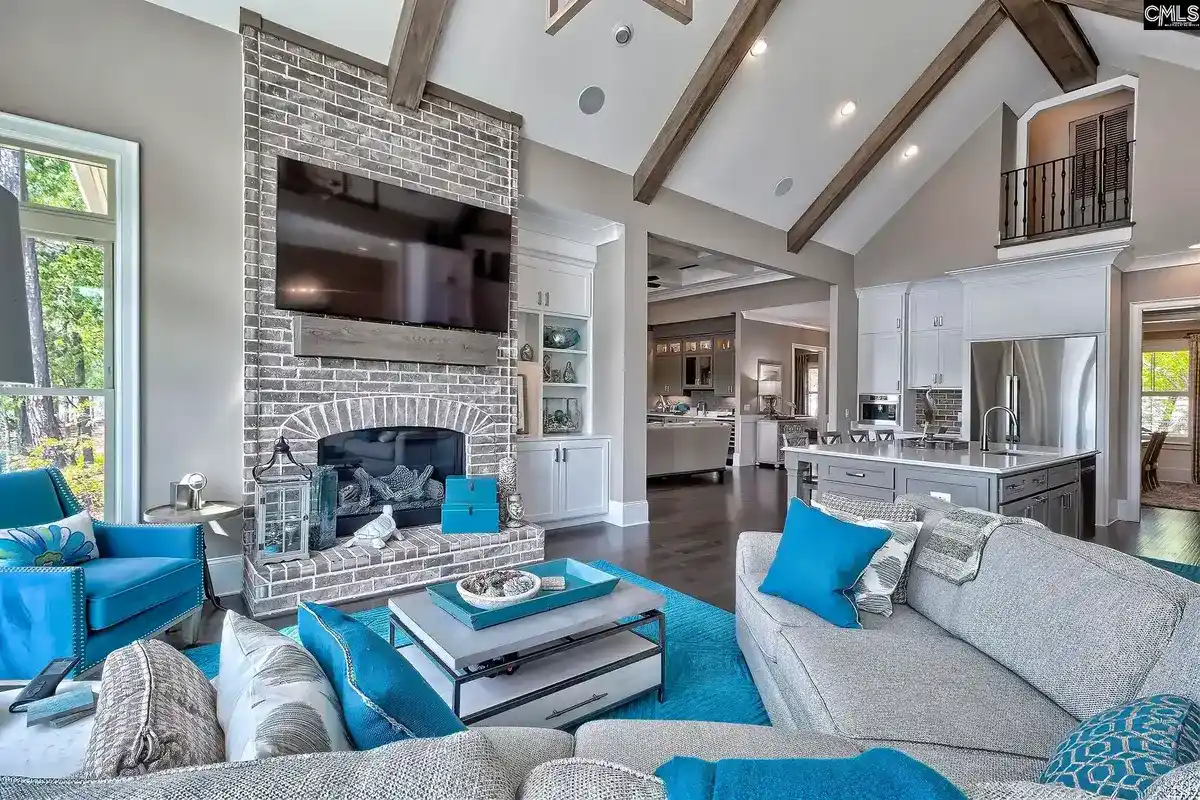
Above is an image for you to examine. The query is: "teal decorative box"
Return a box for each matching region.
[441,503,500,534]
[445,476,498,505]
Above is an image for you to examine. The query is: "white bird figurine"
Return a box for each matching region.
[353,505,396,548]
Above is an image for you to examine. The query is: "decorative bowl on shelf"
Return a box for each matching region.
[456,569,542,610]
[543,326,581,350]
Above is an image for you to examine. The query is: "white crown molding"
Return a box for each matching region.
[953,242,1132,283]
[647,271,790,302]
[996,226,1133,262]
[855,282,911,298]
[740,310,829,331]
[1124,248,1200,273]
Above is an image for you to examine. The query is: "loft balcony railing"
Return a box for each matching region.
[1000,140,1134,243]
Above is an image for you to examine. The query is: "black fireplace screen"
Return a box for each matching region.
[318,426,465,534]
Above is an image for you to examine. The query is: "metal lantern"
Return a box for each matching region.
[252,438,312,564]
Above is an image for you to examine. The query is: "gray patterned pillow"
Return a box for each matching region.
[816,492,919,523]
[815,502,921,615]
[82,639,224,778]
[216,611,351,761]
[521,759,665,800]
[1,731,515,800]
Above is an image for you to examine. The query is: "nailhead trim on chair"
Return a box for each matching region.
[47,466,83,516]
[0,566,86,669]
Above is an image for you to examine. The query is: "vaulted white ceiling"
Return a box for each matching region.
[142,0,1200,260]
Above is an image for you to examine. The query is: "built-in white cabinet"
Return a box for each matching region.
[907,329,964,389]
[517,262,591,318]
[908,283,963,333]
[858,332,903,394]
[859,290,906,335]
[515,437,610,526]
[959,261,1110,340]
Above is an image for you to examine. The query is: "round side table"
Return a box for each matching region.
[143,501,243,610]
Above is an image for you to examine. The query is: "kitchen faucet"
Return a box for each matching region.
[979,406,1018,452]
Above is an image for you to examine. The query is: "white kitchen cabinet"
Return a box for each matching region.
[907,282,963,333]
[518,261,592,318]
[907,330,941,388]
[514,437,610,526]
[559,439,608,518]
[938,330,964,389]
[858,290,906,335]
[859,332,903,394]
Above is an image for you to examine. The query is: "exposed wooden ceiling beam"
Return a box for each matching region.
[1056,0,1200,36]
[546,0,595,35]
[633,0,785,204]
[786,0,1006,254]
[1001,0,1097,91]
[388,0,455,108]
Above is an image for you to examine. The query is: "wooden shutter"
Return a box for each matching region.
[1071,116,1099,198]
[1101,107,1131,192]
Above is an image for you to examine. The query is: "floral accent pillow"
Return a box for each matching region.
[0,510,99,567]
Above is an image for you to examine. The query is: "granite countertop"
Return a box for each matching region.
[781,441,1098,475]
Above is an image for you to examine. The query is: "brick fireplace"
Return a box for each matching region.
[239,24,543,616]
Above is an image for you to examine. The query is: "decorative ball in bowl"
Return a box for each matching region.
[456,569,542,610]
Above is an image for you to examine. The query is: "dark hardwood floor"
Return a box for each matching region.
[196,467,1200,644]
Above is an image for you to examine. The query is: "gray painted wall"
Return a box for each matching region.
[735,318,828,416]
[1131,57,1200,259]
[648,278,829,326]
[0,0,244,556]
[854,106,1014,287]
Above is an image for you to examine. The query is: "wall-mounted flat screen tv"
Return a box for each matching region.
[275,156,512,334]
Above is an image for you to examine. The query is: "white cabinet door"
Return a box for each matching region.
[559,440,608,519]
[860,332,903,394]
[859,292,904,335]
[542,265,591,318]
[515,444,560,523]
[907,331,940,388]
[516,265,545,312]
[938,284,964,331]
[908,290,941,333]
[938,330,965,389]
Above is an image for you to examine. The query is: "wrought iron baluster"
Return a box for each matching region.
[1021,172,1028,235]
[1039,164,1046,234]
[1060,158,1067,230]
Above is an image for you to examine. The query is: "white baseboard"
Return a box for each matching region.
[208,555,244,597]
[1115,499,1139,522]
[604,500,650,527]
[1159,468,1192,484]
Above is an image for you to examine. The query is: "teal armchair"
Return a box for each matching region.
[0,467,204,678]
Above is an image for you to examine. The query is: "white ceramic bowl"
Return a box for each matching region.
[456,571,542,610]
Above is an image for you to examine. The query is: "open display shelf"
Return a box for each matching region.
[517,311,592,438]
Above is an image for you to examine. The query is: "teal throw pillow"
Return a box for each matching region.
[759,498,891,628]
[1041,694,1200,799]
[0,510,98,567]
[297,601,465,749]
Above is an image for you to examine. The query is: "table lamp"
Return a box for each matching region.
[759,378,783,418]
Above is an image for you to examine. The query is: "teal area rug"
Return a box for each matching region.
[183,560,769,727]
[1142,556,1200,584]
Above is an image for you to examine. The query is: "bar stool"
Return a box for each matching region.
[875,429,896,442]
[849,431,870,443]
[819,432,843,445]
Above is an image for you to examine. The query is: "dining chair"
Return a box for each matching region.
[874,429,896,442]
[848,431,870,443]
[819,433,843,445]
[1142,431,1168,492]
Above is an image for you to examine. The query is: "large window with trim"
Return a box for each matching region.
[0,117,138,522]
[1141,347,1190,439]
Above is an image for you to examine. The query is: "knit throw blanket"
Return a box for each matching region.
[915,507,1046,585]
[654,749,965,800]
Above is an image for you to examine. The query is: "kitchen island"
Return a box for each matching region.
[783,441,1098,537]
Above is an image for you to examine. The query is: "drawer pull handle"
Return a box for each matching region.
[546,693,608,721]
[1006,482,1023,491]
[846,471,866,478]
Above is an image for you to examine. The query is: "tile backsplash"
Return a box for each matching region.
[911,389,963,435]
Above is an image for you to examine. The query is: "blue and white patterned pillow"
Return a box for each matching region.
[1041,695,1200,799]
[0,510,99,567]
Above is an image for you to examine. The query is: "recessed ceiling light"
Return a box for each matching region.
[1190,242,1200,250]
[774,177,794,197]
[356,246,369,252]
[614,24,633,46]
[579,85,605,115]
[902,145,920,160]
[839,100,857,117]
[387,241,399,248]
[749,38,768,57]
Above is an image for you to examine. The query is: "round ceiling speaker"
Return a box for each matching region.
[579,86,606,116]
[614,25,633,45]
[774,177,794,197]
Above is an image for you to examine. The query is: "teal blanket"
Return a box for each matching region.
[655,748,966,800]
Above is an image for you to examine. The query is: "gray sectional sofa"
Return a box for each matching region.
[736,493,1200,788]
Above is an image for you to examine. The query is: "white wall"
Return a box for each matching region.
[0,0,245,557]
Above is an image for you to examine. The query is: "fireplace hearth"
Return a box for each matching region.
[318,426,464,535]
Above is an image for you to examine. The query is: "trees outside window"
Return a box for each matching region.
[0,146,110,516]
[1141,349,1190,440]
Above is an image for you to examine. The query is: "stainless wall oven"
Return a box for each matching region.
[859,394,900,426]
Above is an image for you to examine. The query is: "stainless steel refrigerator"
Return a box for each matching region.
[969,337,1098,450]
